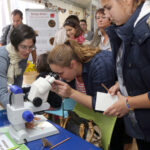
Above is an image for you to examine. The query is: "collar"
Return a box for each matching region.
[98,30,102,36]
[134,0,150,27]
[82,61,90,75]
[115,2,144,42]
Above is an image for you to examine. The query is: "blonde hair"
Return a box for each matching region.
[131,0,145,9]
[136,0,145,6]
[47,40,100,67]
[118,0,145,9]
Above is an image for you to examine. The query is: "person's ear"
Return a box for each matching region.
[70,60,76,69]
[123,0,134,16]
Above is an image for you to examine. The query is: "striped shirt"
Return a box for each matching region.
[75,76,86,94]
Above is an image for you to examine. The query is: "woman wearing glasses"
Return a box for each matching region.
[0,24,36,108]
[91,8,112,51]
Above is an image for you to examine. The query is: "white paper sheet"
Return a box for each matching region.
[0,134,14,149]
[95,92,118,112]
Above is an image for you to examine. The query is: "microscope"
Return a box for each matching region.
[7,74,59,144]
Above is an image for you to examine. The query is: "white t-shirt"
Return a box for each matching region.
[53,27,66,46]
[98,30,111,51]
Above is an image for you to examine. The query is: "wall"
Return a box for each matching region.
[22,0,95,30]
[0,0,96,36]
[21,0,85,28]
[48,0,84,28]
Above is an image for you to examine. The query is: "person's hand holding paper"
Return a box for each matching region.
[103,91,129,118]
[95,91,118,112]
[95,83,119,112]
[96,82,129,118]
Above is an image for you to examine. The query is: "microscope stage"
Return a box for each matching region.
[26,120,59,142]
[9,115,59,144]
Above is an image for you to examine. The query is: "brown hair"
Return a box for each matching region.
[10,24,36,51]
[11,9,23,19]
[80,19,87,24]
[134,0,145,8]
[47,40,100,67]
[36,53,51,73]
[63,18,83,38]
[117,0,145,10]
[95,8,105,18]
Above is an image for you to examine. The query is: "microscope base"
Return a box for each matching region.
[9,118,59,144]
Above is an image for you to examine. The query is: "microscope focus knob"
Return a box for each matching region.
[32,97,42,107]
[22,110,34,122]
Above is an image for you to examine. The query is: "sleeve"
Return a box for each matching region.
[0,25,10,45]
[89,52,116,110]
[0,54,10,108]
[140,37,150,89]
[146,36,150,99]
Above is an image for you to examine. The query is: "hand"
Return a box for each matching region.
[108,82,120,96]
[52,80,73,98]
[25,121,34,129]
[25,117,40,129]
[103,91,129,118]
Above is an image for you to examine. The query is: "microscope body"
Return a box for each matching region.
[7,74,59,144]
[28,75,55,105]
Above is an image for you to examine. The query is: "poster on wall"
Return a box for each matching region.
[26,9,59,57]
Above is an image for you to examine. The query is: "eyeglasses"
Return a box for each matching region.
[96,16,107,20]
[19,45,36,51]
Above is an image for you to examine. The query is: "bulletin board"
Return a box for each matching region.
[26,9,59,56]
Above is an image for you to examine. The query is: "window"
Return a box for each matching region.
[0,0,44,35]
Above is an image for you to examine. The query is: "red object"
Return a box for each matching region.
[50,13,55,18]
[75,35,85,44]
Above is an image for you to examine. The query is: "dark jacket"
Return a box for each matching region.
[68,50,116,109]
[0,25,11,45]
[106,2,150,141]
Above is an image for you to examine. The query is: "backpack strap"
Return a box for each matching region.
[3,25,11,45]
[79,123,85,138]
[6,25,11,35]
[86,121,94,142]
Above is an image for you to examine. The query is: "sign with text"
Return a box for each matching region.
[26,9,59,58]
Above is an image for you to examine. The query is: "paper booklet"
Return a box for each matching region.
[0,131,29,150]
[95,92,118,112]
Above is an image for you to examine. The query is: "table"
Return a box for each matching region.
[0,110,102,150]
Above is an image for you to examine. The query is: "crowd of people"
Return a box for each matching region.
[0,0,150,150]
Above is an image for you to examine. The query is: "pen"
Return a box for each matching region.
[101,83,109,92]
[50,137,70,149]
[8,146,20,150]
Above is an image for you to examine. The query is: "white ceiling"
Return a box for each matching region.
[61,0,92,8]
[67,0,100,9]
[69,0,91,8]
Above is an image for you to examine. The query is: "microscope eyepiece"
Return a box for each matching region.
[49,72,59,79]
